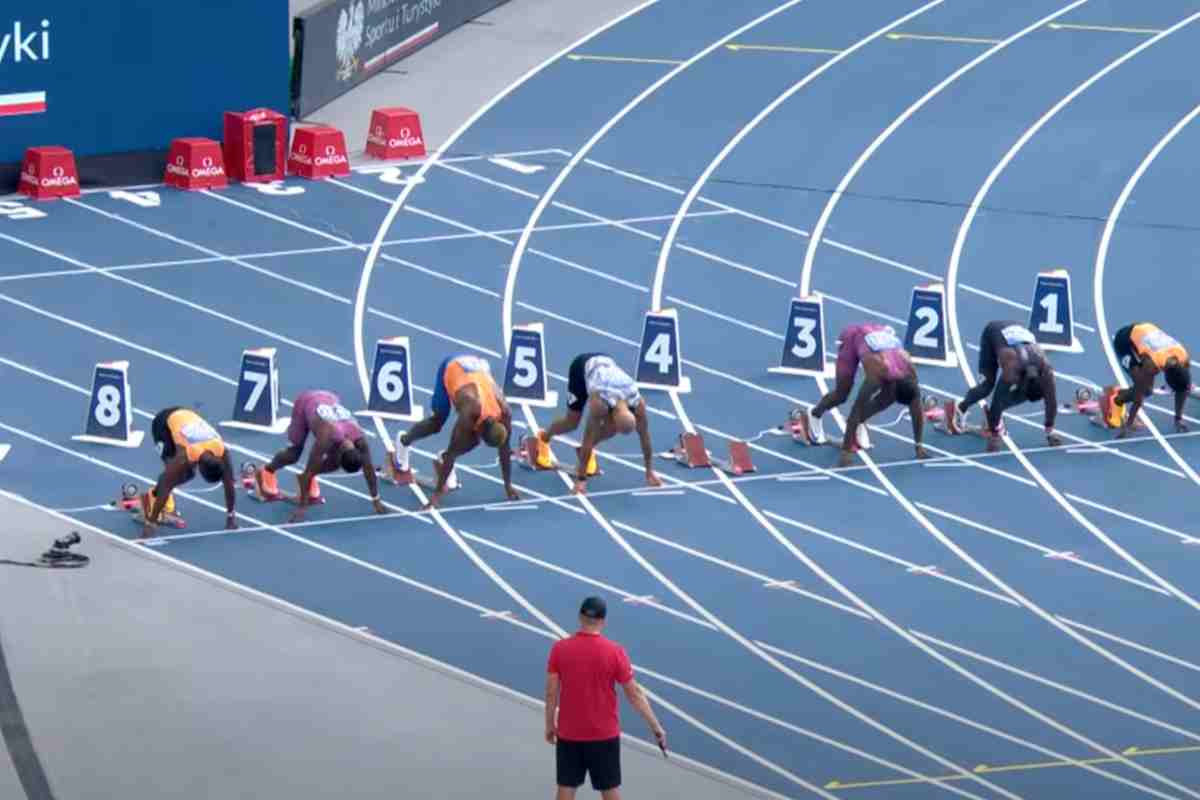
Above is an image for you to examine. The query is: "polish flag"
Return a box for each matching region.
[0,91,46,117]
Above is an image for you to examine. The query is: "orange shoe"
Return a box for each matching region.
[297,473,325,504]
[255,467,280,499]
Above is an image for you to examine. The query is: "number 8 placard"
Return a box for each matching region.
[73,361,145,448]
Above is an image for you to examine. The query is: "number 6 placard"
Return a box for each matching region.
[356,337,424,422]
[769,295,836,378]
[72,361,145,447]
[503,323,559,408]
[221,347,290,433]
[903,283,958,368]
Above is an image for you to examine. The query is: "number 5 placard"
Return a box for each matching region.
[503,323,559,408]
[221,347,290,433]
[769,295,836,378]
[356,337,424,422]
[903,283,958,368]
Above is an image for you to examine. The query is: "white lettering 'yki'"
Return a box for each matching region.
[0,19,50,63]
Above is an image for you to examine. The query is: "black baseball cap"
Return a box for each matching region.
[580,596,607,619]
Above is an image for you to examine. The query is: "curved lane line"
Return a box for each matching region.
[494,1,1037,796]
[1094,103,1200,488]
[945,13,1200,615]
[642,1,1199,796]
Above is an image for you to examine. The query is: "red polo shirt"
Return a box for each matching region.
[547,630,634,741]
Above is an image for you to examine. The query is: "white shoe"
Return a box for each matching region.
[856,424,872,450]
[807,410,828,445]
[393,431,411,472]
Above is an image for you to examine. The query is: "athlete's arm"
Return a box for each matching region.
[431,415,476,497]
[498,405,518,501]
[908,392,928,457]
[634,401,662,487]
[1175,387,1190,431]
[357,438,387,514]
[1123,363,1156,432]
[221,450,237,529]
[145,455,189,535]
[1041,366,1061,445]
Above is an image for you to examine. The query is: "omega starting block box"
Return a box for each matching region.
[288,126,350,179]
[365,107,426,160]
[224,108,287,183]
[164,138,228,190]
[18,146,80,200]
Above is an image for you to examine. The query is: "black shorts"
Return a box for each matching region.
[556,737,620,791]
[1113,324,1137,375]
[567,353,606,413]
[151,407,182,462]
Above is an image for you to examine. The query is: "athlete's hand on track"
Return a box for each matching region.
[225,516,238,531]
[1046,432,1064,447]
[372,498,388,515]
[836,449,856,468]
[288,507,307,524]
[141,522,156,539]
[986,434,1002,453]
[1115,425,1131,440]
[914,445,930,460]
[644,470,663,488]
[1176,418,1190,433]
[422,491,445,511]
[572,478,588,495]
[504,484,520,502]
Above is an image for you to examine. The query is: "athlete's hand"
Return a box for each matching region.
[572,478,588,495]
[1115,425,1131,440]
[1176,418,1190,433]
[1046,431,1064,447]
[914,445,930,460]
[836,449,856,468]
[645,470,663,488]
[372,498,388,515]
[986,433,1002,453]
[141,522,156,540]
[422,491,445,511]
[504,484,520,502]
[225,514,238,530]
[544,724,557,745]
[288,506,307,524]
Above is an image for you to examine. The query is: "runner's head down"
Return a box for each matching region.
[610,399,637,435]
[894,376,919,407]
[481,417,508,448]
[1165,359,1191,394]
[197,452,226,483]
[336,440,364,473]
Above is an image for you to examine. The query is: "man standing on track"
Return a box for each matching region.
[535,352,662,495]
[795,323,928,465]
[255,389,387,522]
[545,596,666,800]
[1109,322,1192,437]
[393,354,518,509]
[945,321,1062,452]
[145,406,236,538]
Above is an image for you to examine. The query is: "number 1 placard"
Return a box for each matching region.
[1029,269,1083,352]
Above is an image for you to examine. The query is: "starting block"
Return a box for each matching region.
[239,462,324,504]
[164,138,228,190]
[381,451,460,492]
[18,146,80,200]
[661,433,755,475]
[365,107,426,160]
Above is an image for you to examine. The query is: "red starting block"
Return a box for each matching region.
[165,138,228,190]
[288,126,350,179]
[664,433,755,475]
[718,440,756,476]
[365,107,426,160]
[224,108,287,183]
[18,146,80,200]
[675,432,710,468]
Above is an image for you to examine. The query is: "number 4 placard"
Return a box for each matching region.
[769,296,836,378]
[356,337,424,421]
[1029,268,1084,352]
[635,309,691,393]
[504,323,559,408]
[903,283,958,368]
[72,361,145,447]
[221,347,289,433]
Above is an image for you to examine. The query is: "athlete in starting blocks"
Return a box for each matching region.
[944,321,1061,452]
[394,354,518,509]
[1110,322,1192,437]
[254,390,387,522]
[794,324,929,467]
[146,407,236,538]
[534,353,662,494]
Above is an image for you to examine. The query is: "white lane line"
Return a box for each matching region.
[1094,103,1200,492]
[945,12,1200,620]
[1057,617,1200,674]
[346,2,831,791]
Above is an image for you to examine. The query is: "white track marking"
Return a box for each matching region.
[945,13,1200,616]
[1094,103,1200,490]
